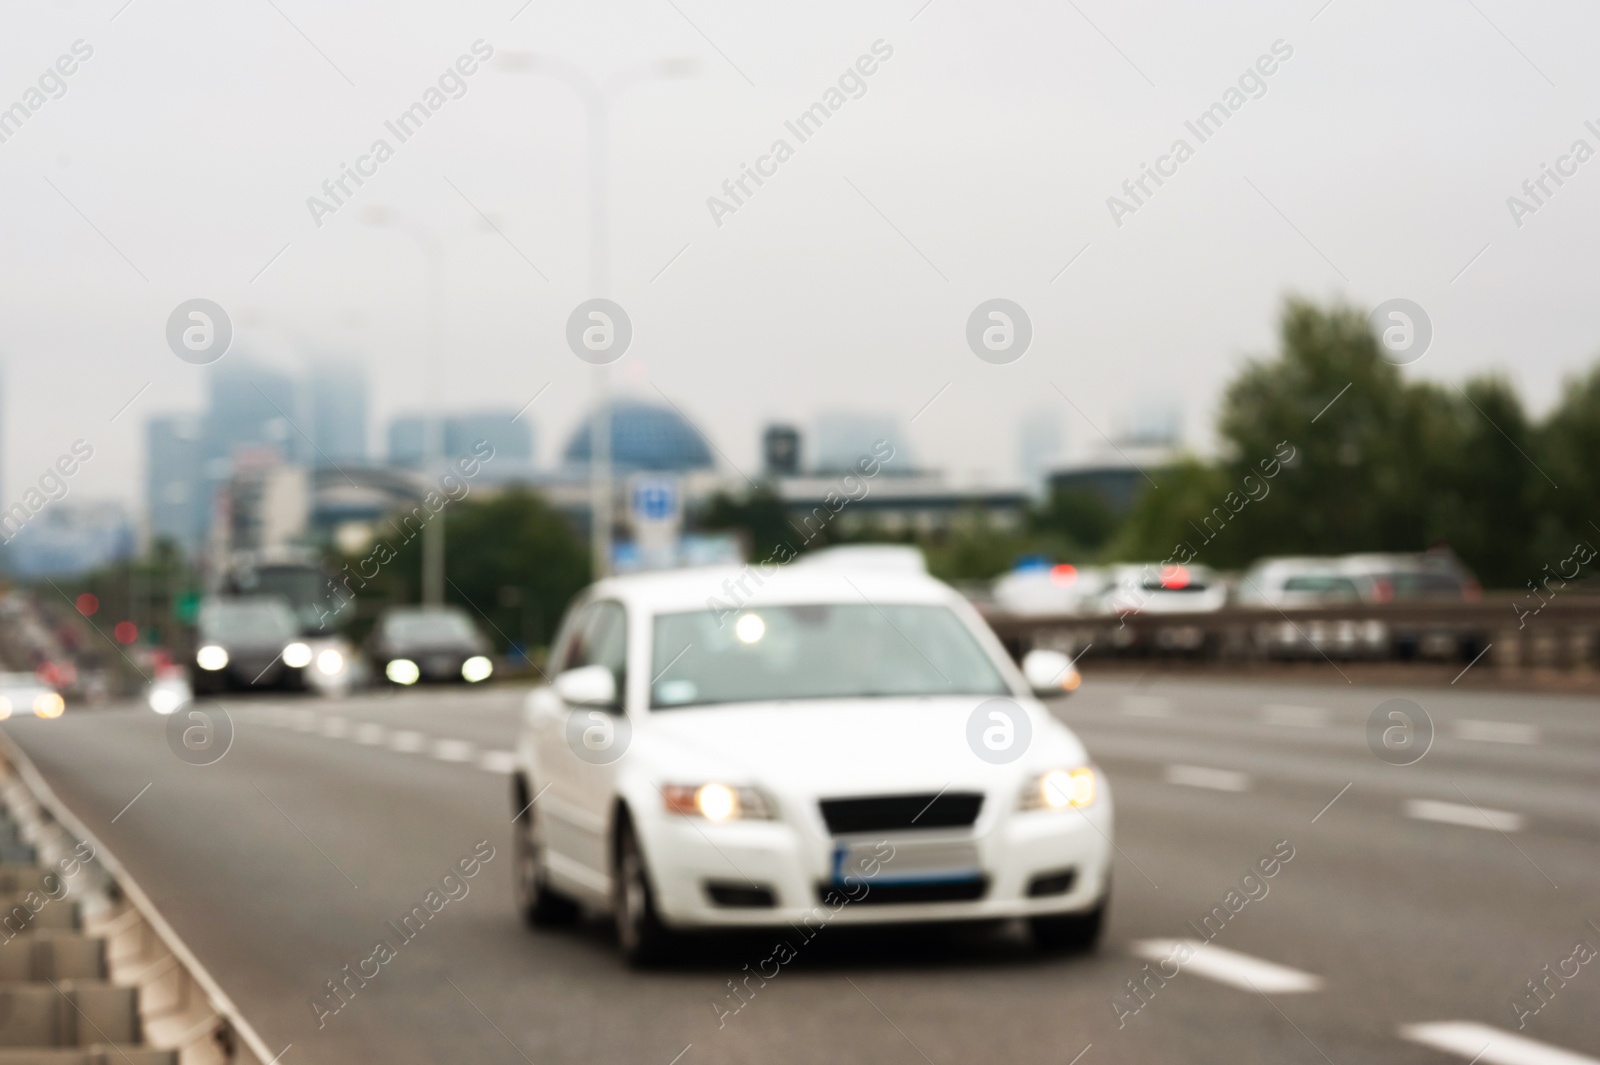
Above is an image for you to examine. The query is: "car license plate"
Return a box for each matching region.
[833,839,979,887]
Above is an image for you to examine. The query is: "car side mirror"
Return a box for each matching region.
[1022,648,1079,696]
[553,664,618,709]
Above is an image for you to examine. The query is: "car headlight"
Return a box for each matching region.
[282,642,313,669]
[0,696,12,720]
[33,692,65,719]
[315,648,345,676]
[196,645,229,671]
[661,783,775,822]
[147,683,189,716]
[386,659,420,685]
[1021,767,1097,810]
[461,655,493,683]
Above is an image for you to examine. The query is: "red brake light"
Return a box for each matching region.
[1159,565,1190,589]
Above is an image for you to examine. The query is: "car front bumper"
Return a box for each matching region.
[640,800,1113,929]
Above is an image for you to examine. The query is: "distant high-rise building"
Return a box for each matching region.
[813,414,908,475]
[1124,402,1182,447]
[389,413,534,469]
[445,412,533,465]
[226,456,310,553]
[763,424,801,477]
[8,501,135,577]
[206,356,301,467]
[1018,410,1064,496]
[308,359,368,467]
[197,357,301,558]
[146,415,207,555]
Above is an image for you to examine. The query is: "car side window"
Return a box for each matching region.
[554,605,592,674]
[549,600,628,707]
[583,602,628,696]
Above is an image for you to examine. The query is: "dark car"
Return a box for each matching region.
[191,597,311,694]
[368,607,494,686]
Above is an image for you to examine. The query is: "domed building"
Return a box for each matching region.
[562,400,715,473]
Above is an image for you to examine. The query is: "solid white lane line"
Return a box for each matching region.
[1261,704,1328,727]
[1165,765,1250,792]
[478,750,517,774]
[1406,799,1524,833]
[1132,940,1322,993]
[1122,695,1172,718]
[1456,720,1539,745]
[1400,1022,1600,1065]
[389,731,427,753]
[353,723,388,745]
[433,739,476,763]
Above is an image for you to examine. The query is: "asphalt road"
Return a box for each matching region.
[3,675,1597,1065]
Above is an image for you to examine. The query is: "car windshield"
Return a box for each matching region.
[1282,575,1361,599]
[198,600,298,643]
[649,603,1010,708]
[386,611,477,643]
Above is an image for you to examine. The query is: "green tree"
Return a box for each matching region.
[340,488,589,655]
[1537,364,1600,566]
[1032,486,1120,554]
[698,483,806,560]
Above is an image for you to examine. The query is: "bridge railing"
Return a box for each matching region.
[977,596,1600,678]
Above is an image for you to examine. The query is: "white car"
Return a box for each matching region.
[1096,563,1228,617]
[511,564,1111,965]
[992,564,1111,617]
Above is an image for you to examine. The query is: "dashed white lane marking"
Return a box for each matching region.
[1122,695,1172,718]
[1132,940,1322,993]
[1400,1021,1600,1065]
[478,750,517,774]
[1165,765,1250,792]
[1406,799,1524,833]
[1261,704,1328,728]
[248,709,512,773]
[433,739,476,762]
[389,730,427,753]
[353,723,388,745]
[1456,720,1540,745]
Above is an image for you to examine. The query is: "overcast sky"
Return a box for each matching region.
[4,0,1599,511]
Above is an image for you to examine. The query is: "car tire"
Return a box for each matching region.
[1031,895,1107,954]
[511,782,579,928]
[613,815,674,967]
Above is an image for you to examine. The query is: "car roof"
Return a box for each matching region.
[586,564,962,614]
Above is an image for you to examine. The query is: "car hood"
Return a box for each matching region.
[634,696,1088,796]
[205,638,291,656]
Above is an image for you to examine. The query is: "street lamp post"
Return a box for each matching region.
[363,208,446,605]
[497,54,696,579]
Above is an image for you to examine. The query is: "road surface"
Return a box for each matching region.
[4,676,1597,1064]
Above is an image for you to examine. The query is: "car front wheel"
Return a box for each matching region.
[613,816,673,966]
[511,783,579,927]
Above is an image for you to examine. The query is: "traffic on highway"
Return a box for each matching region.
[7,0,1600,1062]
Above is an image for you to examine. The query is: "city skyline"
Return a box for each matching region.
[3,0,1597,528]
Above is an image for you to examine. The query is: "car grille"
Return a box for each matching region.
[818,792,984,835]
[818,877,988,906]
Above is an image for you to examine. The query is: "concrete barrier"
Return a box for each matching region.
[0,736,277,1065]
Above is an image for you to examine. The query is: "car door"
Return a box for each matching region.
[532,600,630,895]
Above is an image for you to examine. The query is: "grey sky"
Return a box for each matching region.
[3,0,1598,512]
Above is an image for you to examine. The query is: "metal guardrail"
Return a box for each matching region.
[0,733,279,1065]
[980,596,1600,676]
